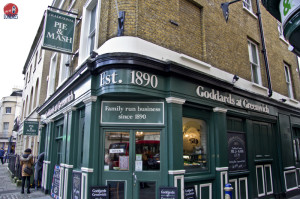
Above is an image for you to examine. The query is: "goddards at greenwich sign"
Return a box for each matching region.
[42,10,76,54]
[196,86,270,114]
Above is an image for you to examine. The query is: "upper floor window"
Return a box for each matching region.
[79,0,100,64]
[284,64,294,99]
[243,0,252,12]
[3,122,9,131]
[247,40,262,85]
[59,54,71,86]
[47,53,58,98]
[34,51,38,72]
[5,107,11,114]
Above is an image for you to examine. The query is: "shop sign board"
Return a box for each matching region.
[90,186,109,199]
[72,171,81,199]
[184,187,196,199]
[228,132,247,171]
[279,0,300,26]
[196,85,272,114]
[101,101,164,125]
[42,10,76,54]
[159,187,178,199]
[23,121,39,136]
[51,165,60,199]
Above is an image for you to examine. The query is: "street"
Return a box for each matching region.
[0,162,51,199]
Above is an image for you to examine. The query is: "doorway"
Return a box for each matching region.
[102,129,161,199]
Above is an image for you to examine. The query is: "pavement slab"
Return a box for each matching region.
[0,163,51,199]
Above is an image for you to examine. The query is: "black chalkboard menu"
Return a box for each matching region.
[184,187,196,199]
[51,165,60,199]
[159,187,178,199]
[228,132,247,171]
[72,171,82,199]
[90,186,109,199]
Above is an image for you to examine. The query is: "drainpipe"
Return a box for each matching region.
[256,0,273,97]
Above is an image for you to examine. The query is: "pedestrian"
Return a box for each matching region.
[20,148,34,194]
[0,148,4,164]
[34,152,44,189]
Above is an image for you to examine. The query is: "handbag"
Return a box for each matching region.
[24,163,33,175]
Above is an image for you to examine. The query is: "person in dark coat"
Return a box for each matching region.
[20,148,34,194]
[0,148,4,164]
[34,152,44,189]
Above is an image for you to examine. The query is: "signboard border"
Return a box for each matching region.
[101,101,165,125]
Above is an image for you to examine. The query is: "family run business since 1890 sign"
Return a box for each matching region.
[101,101,164,125]
[42,10,76,54]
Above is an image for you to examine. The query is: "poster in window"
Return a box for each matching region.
[119,156,129,170]
[228,132,247,171]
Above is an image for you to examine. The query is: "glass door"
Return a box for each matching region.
[102,129,161,199]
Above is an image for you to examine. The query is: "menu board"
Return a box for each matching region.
[119,156,129,170]
[184,187,196,199]
[51,165,60,199]
[228,132,247,171]
[159,187,178,199]
[90,186,109,199]
[72,171,82,199]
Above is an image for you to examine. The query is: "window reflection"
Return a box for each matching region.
[135,131,160,171]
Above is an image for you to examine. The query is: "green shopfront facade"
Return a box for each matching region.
[38,52,300,199]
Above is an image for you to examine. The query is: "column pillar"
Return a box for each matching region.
[81,96,99,199]
[213,107,228,199]
[166,97,186,199]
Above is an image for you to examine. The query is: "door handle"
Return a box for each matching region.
[133,172,137,185]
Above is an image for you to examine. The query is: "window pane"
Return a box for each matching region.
[251,64,259,84]
[89,34,95,54]
[107,181,125,199]
[183,117,208,170]
[89,4,97,34]
[6,107,11,113]
[104,131,130,171]
[251,43,258,64]
[135,131,160,171]
[139,182,156,199]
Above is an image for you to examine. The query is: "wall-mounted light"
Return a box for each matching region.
[280,98,287,102]
[232,74,239,83]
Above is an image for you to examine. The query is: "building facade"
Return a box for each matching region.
[25,0,300,198]
[0,89,22,154]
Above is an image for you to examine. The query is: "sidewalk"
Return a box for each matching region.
[0,162,51,199]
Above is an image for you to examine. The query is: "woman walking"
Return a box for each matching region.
[20,148,34,194]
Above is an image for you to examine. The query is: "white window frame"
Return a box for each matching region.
[243,0,253,12]
[284,64,294,99]
[58,54,71,86]
[248,40,262,85]
[47,53,58,98]
[78,0,101,66]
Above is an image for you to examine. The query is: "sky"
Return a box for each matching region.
[0,0,53,99]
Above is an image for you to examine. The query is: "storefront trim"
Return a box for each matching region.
[166,97,186,104]
[81,167,94,173]
[199,183,213,199]
[284,169,299,191]
[216,167,229,171]
[83,96,97,104]
[174,175,185,199]
[213,107,227,113]
[168,170,186,175]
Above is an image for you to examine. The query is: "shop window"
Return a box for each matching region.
[183,117,208,170]
[293,128,300,163]
[55,120,64,165]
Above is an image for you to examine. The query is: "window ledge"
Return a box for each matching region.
[279,36,289,45]
[289,98,299,104]
[251,83,268,92]
[243,7,258,19]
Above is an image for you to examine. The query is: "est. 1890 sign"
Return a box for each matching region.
[101,101,164,125]
[42,10,76,54]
